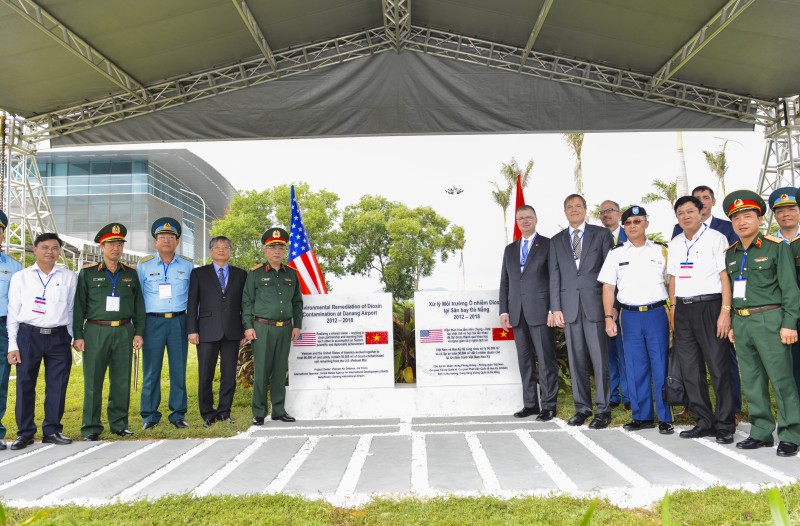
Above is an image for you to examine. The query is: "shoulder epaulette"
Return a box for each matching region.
[654,241,667,247]
[764,234,782,244]
[140,255,154,263]
[122,263,136,271]
[179,255,193,262]
[790,236,800,244]
[251,263,264,271]
[82,263,96,270]
[725,241,739,252]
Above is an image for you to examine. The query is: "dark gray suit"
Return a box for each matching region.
[500,234,558,410]
[549,224,614,413]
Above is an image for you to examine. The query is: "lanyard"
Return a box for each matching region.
[570,228,584,260]
[683,224,707,262]
[105,268,119,296]
[521,233,537,266]
[737,250,748,280]
[35,269,55,298]
[161,258,172,282]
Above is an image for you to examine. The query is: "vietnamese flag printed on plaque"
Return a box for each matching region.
[365,331,389,345]
[492,328,515,340]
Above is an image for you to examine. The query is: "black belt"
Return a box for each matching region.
[675,294,721,304]
[87,318,131,327]
[147,311,186,319]
[20,323,68,335]
[253,317,292,327]
[620,300,667,312]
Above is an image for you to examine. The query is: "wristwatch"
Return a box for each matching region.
[604,315,614,319]
[722,305,732,311]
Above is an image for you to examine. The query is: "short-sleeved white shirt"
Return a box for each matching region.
[598,241,668,305]
[667,225,728,297]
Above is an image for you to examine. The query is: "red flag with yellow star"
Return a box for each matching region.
[492,328,515,340]
[365,331,389,345]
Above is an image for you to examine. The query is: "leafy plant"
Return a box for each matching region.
[661,492,678,526]
[769,488,791,526]
[578,499,598,525]
[393,301,416,383]
[237,341,254,388]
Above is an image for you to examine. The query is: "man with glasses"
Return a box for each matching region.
[0,210,23,451]
[243,228,303,424]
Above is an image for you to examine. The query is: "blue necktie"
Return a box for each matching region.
[218,267,226,290]
[521,239,529,268]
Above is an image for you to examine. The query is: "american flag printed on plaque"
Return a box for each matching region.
[419,329,444,343]
[293,332,317,346]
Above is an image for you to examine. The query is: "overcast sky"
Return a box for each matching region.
[47,129,766,295]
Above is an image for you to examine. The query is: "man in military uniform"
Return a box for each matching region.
[137,218,194,430]
[73,223,146,441]
[724,190,800,457]
[0,210,23,451]
[242,228,303,424]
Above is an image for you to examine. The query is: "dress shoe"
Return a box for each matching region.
[83,433,100,442]
[203,419,215,428]
[777,441,799,457]
[659,422,674,435]
[623,420,655,431]
[252,416,265,426]
[42,432,72,445]
[10,436,34,450]
[0,441,6,451]
[172,419,189,429]
[536,409,556,422]
[609,401,620,409]
[679,425,714,439]
[513,406,540,418]
[271,413,296,422]
[142,422,158,431]
[624,402,631,411]
[567,412,592,426]
[588,412,611,430]
[716,431,734,444]
[736,437,774,449]
[111,429,134,437]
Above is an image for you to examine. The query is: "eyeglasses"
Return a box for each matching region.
[516,216,536,222]
[38,246,61,252]
[600,208,620,215]
[623,219,646,226]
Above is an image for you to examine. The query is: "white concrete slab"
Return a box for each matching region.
[354,435,412,495]
[208,437,307,495]
[282,436,359,495]
[426,434,484,492]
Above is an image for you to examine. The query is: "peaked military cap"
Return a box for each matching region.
[151,217,181,238]
[768,187,798,210]
[262,227,289,246]
[95,223,127,244]
[0,210,7,229]
[723,190,766,218]
[621,205,647,224]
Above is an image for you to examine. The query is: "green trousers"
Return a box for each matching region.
[81,323,134,436]
[251,323,291,418]
[733,309,800,444]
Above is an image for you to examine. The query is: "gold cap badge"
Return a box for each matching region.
[733,199,743,208]
[112,225,121,234]
[273,230,280,238]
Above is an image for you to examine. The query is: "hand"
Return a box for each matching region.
[73,339,85,353]
[133,336,143,350]
[291,328,301,341]
[188,333,200,345]
[728,329,735,344]
[547,312,554,327]
[781,328,798,345]
[240,338,247,347]
[244,329,257,341]
[716,311,731,340]
[604,318,617,337]
[7,350,20,364]
[500,314,511,331]
[551,310,565,329]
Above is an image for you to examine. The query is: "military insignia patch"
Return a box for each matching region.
[754,257,768,262]
[273,230,280,238]
[112,225,121,234]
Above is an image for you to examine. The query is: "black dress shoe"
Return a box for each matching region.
[567,412,592,426]
[513,406,540,418]
[679,425,714,439]
[252,416,265,426]
[271,413,296,422]
[536,409,556,422]
[83,433,100,441]
[0,441,6,451]
[172,419,189,429]
[716,431,734,444]
[10,436,34,450]
[203,419,215,428]
[623,420,655,431]
[42,432,72,445]
[111,429,134,437]
[588,412,611,430]
[736,437,774,449]
[659,422,675,435]
[609,401,620,409]
[624,402,631,411]
[777,441,799,457]
[142,422,158,431]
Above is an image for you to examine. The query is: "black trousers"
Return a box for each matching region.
[513,317,558,411]
[15,324,72,437]
[197,339,238,421]
[673,299,735,433]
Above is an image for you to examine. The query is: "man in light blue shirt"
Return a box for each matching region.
[0,210,23,450]
[137,218,194,430]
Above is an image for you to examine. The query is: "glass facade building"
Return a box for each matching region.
[36,149,235,260]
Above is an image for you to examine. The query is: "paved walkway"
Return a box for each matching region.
[0,415,797,509]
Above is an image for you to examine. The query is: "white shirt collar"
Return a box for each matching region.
[520,232,537,243]
[568,222,587,237]
[30,263,60,275]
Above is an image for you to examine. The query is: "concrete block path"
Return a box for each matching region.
[0,415,796,509]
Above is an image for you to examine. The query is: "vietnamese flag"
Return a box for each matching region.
[492,328,515,341]
[512,173,525,241]
[365,331,389,345]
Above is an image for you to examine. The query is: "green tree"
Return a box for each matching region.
[341,195,465,300]
[703,141,729,199]
[641,179,678,209]
[489,181,512,242]
[210,183,345,274]
[491,157,534,243]
[563,132,585,194]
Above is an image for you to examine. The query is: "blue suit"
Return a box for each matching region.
[0,253,23,441]
[609,227,629,405]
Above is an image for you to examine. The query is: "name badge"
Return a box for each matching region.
[159,284,173,299]
[106,295,121,312]
[733,278,747,299]
[32,296,46,315]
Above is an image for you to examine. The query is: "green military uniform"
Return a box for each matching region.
[724,191,800,447]
[73,224,146,437]
[242,228,303,419]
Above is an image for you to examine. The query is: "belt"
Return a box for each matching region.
[20,323,67,335]
[734,304,780,317]
[253,317,292,327]
[676,294,721,304]
[147,311,186,319]
[620,300,667,312]
[87,318,131,327]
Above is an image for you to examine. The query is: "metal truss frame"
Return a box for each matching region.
[231,0,277,72]
[382,0,411,51]
[756,97,800,228]
[520,0,554,67]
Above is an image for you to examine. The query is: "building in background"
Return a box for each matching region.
[35,149,235,261]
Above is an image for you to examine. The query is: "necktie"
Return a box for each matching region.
[218,267,226,290]
[572,229,582,259]
[521,239,529,267]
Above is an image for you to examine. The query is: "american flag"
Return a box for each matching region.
[288,185,328,294]
[419,329,444,343]
[294,332,317,347]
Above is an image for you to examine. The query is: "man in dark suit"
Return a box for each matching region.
[499,205,558,422]
[549,194,614,429]
[187,236,247,427]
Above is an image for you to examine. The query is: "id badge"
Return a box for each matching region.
[32,296,46,315]
[733,278,747,299]
[159,283,173,299]
[106,294,121,312]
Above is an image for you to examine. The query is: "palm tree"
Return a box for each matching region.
[676,131,689,197]
[641,179,678,209]
[499,157,534,189]
[703,141,729,198]
[492,157,534,243]
[490,181,512,242]
[563,133,585,194]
